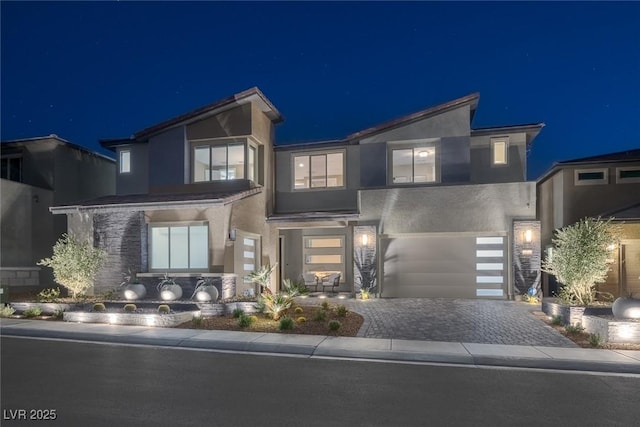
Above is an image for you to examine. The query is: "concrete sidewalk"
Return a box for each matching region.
[2,318,639,374]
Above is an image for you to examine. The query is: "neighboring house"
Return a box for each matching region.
[52,88,543,300]
[537,149,640,298]
[0,135,115,291]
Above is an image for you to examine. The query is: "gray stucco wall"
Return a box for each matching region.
[359,182,537,234]
[186,104,252,140]
[116,143,149,195]
[470,133,527,184]
[359,105,471,144]
[274,144,359,213]
[148,126,187,189]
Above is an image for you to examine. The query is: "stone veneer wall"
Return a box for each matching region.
[353,225,377,294]
[92,211,147,295]
[582,315,640,344]
[0,267,40,288]
[513,220,541,296]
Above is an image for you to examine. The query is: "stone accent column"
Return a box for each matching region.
[513,220,541,297]
[93,211,146,295]
[353,225,377,295]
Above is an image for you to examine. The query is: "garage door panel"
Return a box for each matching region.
[381,234,506,298]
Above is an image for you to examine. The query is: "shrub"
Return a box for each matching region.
[232,308,245,318]
[297,316,307,323]
[258,291,293,321]
[335,305,348,317]
[53,309,65,319]
[0,304,16,318]
[157,304,171,314]
[23,307,42,318]
[279,316,294,330]
[328,320,341,331]
[321,300,330,311]
[248,263,277,294]
[37,234,107,299]
[124,303,137,312]
[542,217,621,306]
[238,314,255,328]
[37,287,61,302]
[589,333,603,348]
[565,323,585,335]
[294,306,304,314]
[313,309,327,322]
[249,315,258,323]
[192,315,204,327]
[282,278,308,296]
[551,315,563,325]
[93,303,106,312]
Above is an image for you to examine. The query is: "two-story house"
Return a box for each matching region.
[537,149,640,298]
[1,135,115,291]
[51,88,543,300]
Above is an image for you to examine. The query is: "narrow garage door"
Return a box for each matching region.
[622,241,640,296]
[380,234,506,298]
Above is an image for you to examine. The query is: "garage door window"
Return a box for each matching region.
[303,236,344,280]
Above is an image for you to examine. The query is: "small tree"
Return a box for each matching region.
[38,234,107,299]
[542,217,620,306]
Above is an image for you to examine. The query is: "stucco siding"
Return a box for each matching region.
[116,143,149,195]
[148,126,187,188]
[186,104,252,140]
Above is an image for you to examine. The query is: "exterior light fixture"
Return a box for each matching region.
[298,162,305,168]
[524,229,533,243]
[229,229,237,241]
[361,234,368,246]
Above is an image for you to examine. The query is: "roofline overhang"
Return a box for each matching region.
[2,135,115,162]
[50,187,261,215]
[471,123,545,137]
[133,87,283,141]
[537,157,640,184]
[267,211,360,223]
[346,92,480,141]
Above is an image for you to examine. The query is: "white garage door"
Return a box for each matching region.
[380,234,506,298]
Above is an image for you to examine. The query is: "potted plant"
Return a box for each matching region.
[120,270,147,301]
[612,281,640,319]
[192,277,219,302]
[157,273,182,301]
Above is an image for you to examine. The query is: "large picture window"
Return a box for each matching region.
[150,223,208,271]
[294,151,344,189]
[391,145,436,184]
[193,142,246,182]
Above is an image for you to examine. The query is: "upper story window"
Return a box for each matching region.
[616,167,640,184]
[193,140,257,182]
[491,137,508,165]
[574,168,608,186]
[149,222,208,271]
[293,151,344,190]
[391,144,436,184]
[119,150,131,174]
[0,156,22,182]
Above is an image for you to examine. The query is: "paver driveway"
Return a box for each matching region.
[338,298,577,348]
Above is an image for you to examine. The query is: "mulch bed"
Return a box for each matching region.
[175,303,364,337]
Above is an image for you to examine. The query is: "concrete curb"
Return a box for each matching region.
[2,319,639,374]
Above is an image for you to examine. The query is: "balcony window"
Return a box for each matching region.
[391,146,436,184]
[0,156,22,182]
[293,151,344,189]
[193,142,250,182]
[149,223,208,271]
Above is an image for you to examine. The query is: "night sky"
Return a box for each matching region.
[1,1,638,180]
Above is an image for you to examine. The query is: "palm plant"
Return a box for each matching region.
[247,263,277,293]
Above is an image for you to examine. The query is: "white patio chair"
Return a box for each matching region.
[320,273,341,294]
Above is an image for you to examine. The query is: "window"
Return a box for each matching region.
[302,236,345,280]
[491,137,508,165]
[574,168,608,186]
[293,151,344,189]
[616,167,640,183]
[391,146,436,184]
[193,142,246,182]
[119,150,131,174]
[149,223,208,271]
[248,145,256,181]
[0,157,22,182]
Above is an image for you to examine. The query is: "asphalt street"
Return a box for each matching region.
[1,337,639,427]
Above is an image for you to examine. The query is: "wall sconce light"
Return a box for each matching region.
[228,229,236,241]
[361,234,368,246]
[524,229,532,243]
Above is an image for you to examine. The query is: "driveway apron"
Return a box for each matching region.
[340,298,576,348]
